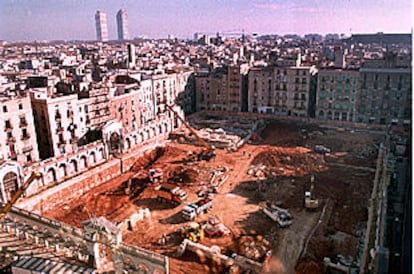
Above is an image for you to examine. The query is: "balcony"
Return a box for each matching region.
[55,112,62,121]
[56,127,64,134]
[21,134,31,141]
[19,120,28,127]
[7,136,16,143]
[70,137,79,144]
[4,125,13,131]
[22,145,33,153]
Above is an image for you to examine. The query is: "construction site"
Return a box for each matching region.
[17,111,381,274]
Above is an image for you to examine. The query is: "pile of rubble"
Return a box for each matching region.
[170,127,241,149]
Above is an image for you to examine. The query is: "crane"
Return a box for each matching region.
[0,171,42,221]
[164,104,216,161]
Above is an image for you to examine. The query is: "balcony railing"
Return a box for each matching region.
[21,134,31,141]
[19,120,28,127]
[56,127,64,134]
[58,141,66,147]
[5,125,13,131]
[55,112,62,120]
[10,152,17,160]
[22,145,33,153]
[7,136,16,143]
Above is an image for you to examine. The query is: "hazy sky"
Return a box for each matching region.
[0,0,412,41]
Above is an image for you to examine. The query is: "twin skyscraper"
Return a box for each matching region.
[95,9,129,42]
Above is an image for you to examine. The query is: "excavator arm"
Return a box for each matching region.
[164,104,214,153]
[0,171,41,221]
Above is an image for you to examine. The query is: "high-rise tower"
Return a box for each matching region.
[95,10,109,42]
[116,9,129,41]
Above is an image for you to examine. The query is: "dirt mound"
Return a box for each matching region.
[295,258,322,274]
[261,122,302,146]
[131,147,165,172]
[252,147,325,176]
[168,166,199,185]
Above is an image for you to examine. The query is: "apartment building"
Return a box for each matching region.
[248,66,313,117]
[248,66,274,113]
[357,66,411,124]
[30,90,81,159]
[195,65,243,112]
[316,69,359,122]
[0,93,39,165]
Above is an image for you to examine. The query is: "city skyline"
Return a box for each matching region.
[0,0,412,41]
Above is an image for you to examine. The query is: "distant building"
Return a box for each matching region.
[116,9,129,41]
[334,46,345,68]
[95,10,109,42]
[345,33,412,45]
[127,44,135,68]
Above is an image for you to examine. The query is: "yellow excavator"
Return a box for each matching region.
[180,222,204,242]
[0,171,42,221]
[164,104,216,162]
[304,175,319,211]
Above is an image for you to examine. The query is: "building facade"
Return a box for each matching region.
[316,69,359,122]
[195,65,243,112]
[248,66,312,117]
[0,94,39,165]
[30,91,82,159]
[357,67,411,124]
[95,10,109,42]
[116,9,129,41]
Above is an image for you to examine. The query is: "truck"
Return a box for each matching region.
[262,206,293,228]
[155,184,187,205]
[182,197,214,221]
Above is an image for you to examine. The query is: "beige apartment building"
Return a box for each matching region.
[248,66,312,117]
[30,90,82,159]
[195,65,242,112]
[316,68,359,122]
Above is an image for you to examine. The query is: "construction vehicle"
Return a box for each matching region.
[179,222,204,242]
[204,215,231,237]
[182,197,214,221]
[262,205,293,228]
[314,145,331,154]
[304,175,319,210]
[164,104,216,162]
[155,183,187,205]
[134,168,163,183]
[0,171,42,221]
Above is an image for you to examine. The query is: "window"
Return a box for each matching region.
[26,153,32,162]
[22,128,28,138]
[5,120,11,128]
[3,106,7,112]
[18,103,23,110]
